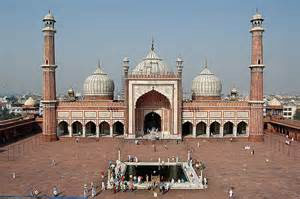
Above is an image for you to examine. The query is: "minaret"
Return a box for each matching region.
[176,57,183,138]
[122,57,129,137]
[249,11,265,142]
[41,11,58,141]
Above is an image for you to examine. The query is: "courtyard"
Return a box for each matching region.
[0,133,299,199]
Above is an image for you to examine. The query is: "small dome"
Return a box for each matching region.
[123,57,129,62]
[192,66,222,97]
[24,97,36,106]
[231,87,238,94]
[43,11,55,21]
[176,57,183,62]
[68,88,75,97]
[83,64,114,98]
[132,45,169,75]
[251,12,263,21]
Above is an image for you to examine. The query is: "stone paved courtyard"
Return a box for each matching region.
[0,133,299,199]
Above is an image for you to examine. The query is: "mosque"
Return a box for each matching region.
[41,11,265,142]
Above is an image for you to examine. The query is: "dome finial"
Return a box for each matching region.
[204,57,208,68]
[151,37,154,51]
[97,59,101,68]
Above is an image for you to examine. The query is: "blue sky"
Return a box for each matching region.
[0,0,299,96]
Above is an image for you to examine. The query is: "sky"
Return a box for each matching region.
[0,0,299,96]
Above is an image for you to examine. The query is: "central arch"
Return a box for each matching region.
[135,90,171,137]
[144,112,161,133]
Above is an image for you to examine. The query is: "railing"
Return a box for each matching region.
[0,134,43,161]
[0,116,24,124]
[269,116,300,129]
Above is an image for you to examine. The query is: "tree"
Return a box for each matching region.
[0,107,20,120]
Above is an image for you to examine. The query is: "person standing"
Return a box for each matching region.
[83,184,88,198]
[53,186,58,197]
[229,187,234,198]
[91,185,96,198]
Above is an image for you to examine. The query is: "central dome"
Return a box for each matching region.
[192,65,222,100]
[132,44,169,75]
[83,63,114,100]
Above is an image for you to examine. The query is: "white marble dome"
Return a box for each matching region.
[192,67,222,97]
[24,97,36,106]
[83,65,114,97]
[132,47,169,75]
[43,11,55,21]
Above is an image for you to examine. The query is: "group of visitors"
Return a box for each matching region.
[128,155,138,162]
[147,181,170,194]
[83,182,97,198]
[107,162,136,193]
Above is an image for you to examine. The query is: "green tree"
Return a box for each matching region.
[0,107,20,120]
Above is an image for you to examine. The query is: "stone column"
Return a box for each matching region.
[82,125,86,137]
[192,124,196,137]
[233,125,237,137]
[206,125,210,137]
[110,124,113,137]
[246,125,249,136]
[220,125,224,137]
[96,125,100,137]
[68,125,72,137]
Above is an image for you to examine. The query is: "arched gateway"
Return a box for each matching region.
[135,90,171,137]
[144,112,161,133]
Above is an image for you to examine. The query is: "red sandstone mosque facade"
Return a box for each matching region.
[41,11,265,142]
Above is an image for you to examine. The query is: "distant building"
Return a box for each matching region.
[265,98,283,116]
[283,102,297,119]
[22,97,39,116]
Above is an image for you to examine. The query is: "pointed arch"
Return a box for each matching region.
[237,121,247,135]
[210,121,220,136]
[58,121,69,136]
[223,121,234,136]
[182,121,193,137]
[144,112,161,133]
[113,121,124,135]
[85,121,96,136]
[72,121,83,135]
[99,121,110,135]
[196,121,206,136]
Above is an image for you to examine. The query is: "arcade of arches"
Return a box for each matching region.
[135,90,171,136]
[181,121,248,137]
[57,120,124,137]
[57,119,247,138]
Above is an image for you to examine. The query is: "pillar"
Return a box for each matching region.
[192,124,196,137]
[206,125,210,138]
[220,125,224,137]
[96,125,100,137]
[82,125,86,137]
[110,124,113,137]
[233,125,237,137]
[68,125,72,137]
